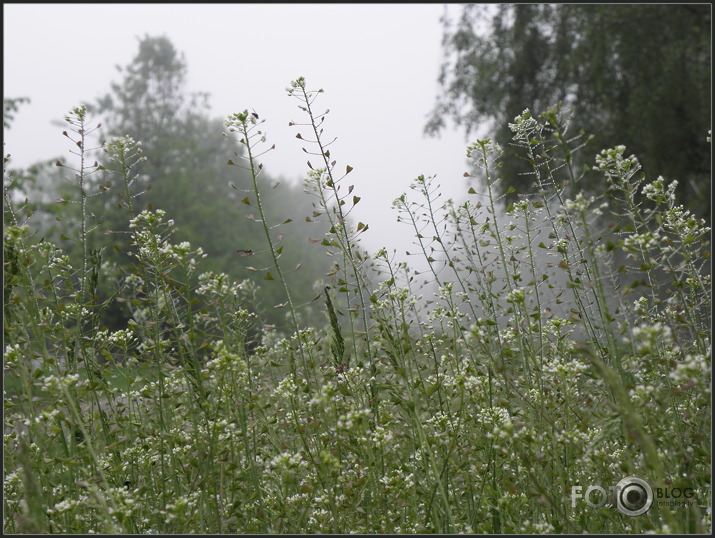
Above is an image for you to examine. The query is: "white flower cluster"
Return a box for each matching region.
[196,272,249,299]
[506,287,525,305]
[40,373,80,392]
[669,351,710,387]
[161,241,205,266]
[273,375,300,399]
[545,316,570,337]
[47,497,79,516]
[556,238,570,254]
[379,468,415,491]
[508,200,530,214]
[205,341,248,381]
[633,296,649,315]
[622,231,661,253]
[105,135,145,164]
[268,450,307,471]
[541,354,589,379]
[129,209,173,230]
[48,251,73,273]
[628,383,656,403]
[59,303,91,322]
[369,424,394,447]
[308,380,336,408]
[594,146,641,184]
[562,193,596,214]
[508,109,539,141]
[108,329,136,347]
[4,344,23,369]
[4,223,29,243]
[163,490,201,522]
[555,428,591,446]
[520,520,556,533]
[202,417,241,444]
[120,439,160,474]
[466,138,503,163]
[628,321,673,354]
[33,406,66,425]
[337,407,371,431]
[94,329,137,349]
[476,406,514,440]
[642,176,678,203]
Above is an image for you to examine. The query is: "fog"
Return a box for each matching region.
[3,3,480,257]
[4,4,623,326]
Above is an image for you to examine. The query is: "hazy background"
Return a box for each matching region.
[3,3,478,256]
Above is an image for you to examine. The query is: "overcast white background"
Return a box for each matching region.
[4,3,481,256]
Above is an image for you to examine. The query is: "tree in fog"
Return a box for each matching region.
[92,35,330,328]
[428,4,711,218]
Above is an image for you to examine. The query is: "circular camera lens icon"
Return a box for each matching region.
[615,476,653,516]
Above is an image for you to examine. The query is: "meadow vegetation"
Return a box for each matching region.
[3,78,711,533]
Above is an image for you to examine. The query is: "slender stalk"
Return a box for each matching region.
[227,111,306,378]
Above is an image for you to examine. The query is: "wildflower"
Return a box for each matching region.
[337,407,371,431]
[669,351,710,387]
[107,329,137,348]
[593,146,641,184]
[506,287,525,305]
[268,450,307,471]
[3,344,23,369]
[563,192,595,213]
[627,321,673,354]
[622,231,661,253]
[508,109,539,140]
[370,424,394,446]
[40,373,80,392]
[47,498,78,515]
[477,407,514,440]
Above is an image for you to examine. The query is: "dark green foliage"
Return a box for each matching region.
[428,4,711,218]
[3,97,30,129]
[324,286,346,369]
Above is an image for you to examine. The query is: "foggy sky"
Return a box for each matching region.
[4,3,481,256]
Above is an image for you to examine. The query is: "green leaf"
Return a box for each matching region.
[264,271,275,281]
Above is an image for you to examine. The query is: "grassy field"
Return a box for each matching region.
[3,80,711,533]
